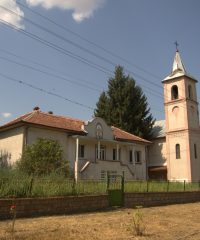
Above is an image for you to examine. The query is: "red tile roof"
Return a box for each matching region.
[112,126,151,144]
[0,110,85,134]
[0,110,150,144]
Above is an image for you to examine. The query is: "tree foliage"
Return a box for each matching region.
[17,138,68,176]
[94,66,155,139]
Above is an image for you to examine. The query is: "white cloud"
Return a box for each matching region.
[0,0,24,29]
[1,112,12,118]
[0,0,105,30]
[26,0,105,22]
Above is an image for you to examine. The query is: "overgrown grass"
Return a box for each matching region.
[0,169,199,198]
[0,169,107,198]
[125,180,200,193]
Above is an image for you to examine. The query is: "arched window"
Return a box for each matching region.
[175,144,180,159]
[188,85,192,99]
[96,123,103,139]
[171,85,179,100]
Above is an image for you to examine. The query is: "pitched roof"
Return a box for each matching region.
[112,126,151,144]
[151,120,166,138]
[0,110,85,134]
[163,50,197,82]
[0,110,151,144]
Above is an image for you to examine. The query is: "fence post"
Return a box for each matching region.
[167,180,169,192]
[146,180,149,192]
[183,180,186,191]
[28,177,34,196]
[122,171,125,193]
[107,172,110,191]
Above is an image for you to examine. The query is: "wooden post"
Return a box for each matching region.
[183,180,186,191]
[74,137,79,183]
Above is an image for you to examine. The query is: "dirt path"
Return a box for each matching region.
[0,202,200,240]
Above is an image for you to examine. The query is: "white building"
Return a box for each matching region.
[1,49,200,182]
[0,108,150,180]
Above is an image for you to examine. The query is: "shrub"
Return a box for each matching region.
[17,138,69,176]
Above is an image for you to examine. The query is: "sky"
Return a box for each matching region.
[0,0,200,125]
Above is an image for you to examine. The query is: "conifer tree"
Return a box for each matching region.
[94,66,155,139]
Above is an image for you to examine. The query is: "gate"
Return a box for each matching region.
[107,173,124,207]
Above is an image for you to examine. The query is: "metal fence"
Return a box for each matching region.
[0,177,200,198]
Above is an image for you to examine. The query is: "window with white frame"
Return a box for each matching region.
[135,151,142,164]
[96,145,106,160]
[78,144,85,158]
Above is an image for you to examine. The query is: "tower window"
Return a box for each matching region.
[194,144,197,159]
[171,85,179,100]
[188,85,192,99]
[175,144,180,159]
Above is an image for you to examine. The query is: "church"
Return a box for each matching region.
[148,49,200,182]
[0,50,200,182]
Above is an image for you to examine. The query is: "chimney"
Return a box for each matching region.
[33,106,40,111]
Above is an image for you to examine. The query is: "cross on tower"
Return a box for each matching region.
[174,41,179,51]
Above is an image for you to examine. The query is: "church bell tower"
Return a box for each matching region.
[163,49,200,181]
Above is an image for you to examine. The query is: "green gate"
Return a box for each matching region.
[107,173,124,207]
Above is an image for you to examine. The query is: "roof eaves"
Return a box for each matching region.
[115,137,152,145]
[24,122,87,135]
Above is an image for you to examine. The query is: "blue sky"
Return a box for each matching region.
[0,0,200,125]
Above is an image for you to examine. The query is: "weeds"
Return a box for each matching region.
[10,203,17,237]
[132,206,146,236]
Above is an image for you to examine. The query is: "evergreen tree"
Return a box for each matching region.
[94,66,155,139]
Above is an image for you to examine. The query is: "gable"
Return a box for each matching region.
[84,117,114,140]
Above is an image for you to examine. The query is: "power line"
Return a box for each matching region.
[0,16,162,103]
[0,50,164,105]
[2,5,193,105]
[0,48,104,89]
[0,5,164,92]
[0,55,101,93]
[0,7,187,114]
[0,70,163,114]
[0,20,112,76]
[0,72,94,110]
[0,19,191,116]
[0,51,164,113]
[16,0,162,80]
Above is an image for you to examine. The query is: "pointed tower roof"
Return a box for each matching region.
[172,50,187,74]
[163,50,197,82]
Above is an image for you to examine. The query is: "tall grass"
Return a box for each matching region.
[0,169,107,198]
[0,169,199,198]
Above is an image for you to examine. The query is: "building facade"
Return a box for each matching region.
[0,109,150,180]
[148,50,200,181]
[1,50,200,182]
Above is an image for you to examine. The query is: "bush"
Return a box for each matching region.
[17,138,69,176]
